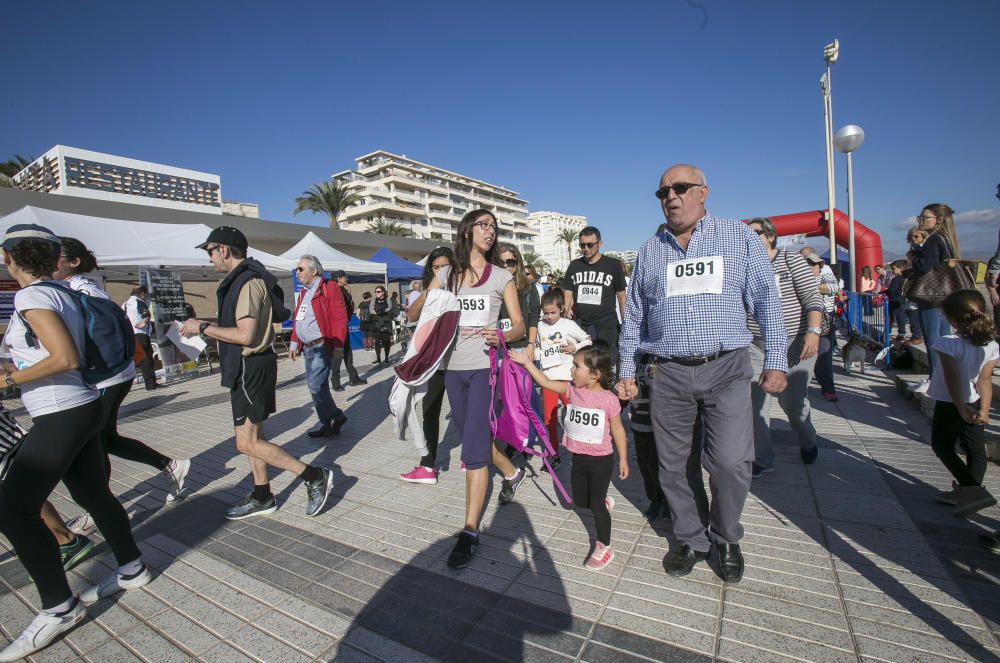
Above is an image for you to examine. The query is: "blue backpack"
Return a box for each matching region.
[17,281,136,385]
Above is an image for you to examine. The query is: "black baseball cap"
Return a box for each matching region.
[196,226,248,251]
[330,270,347,279]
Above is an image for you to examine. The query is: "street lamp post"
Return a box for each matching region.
[833,124,865,291]
[822,39,839,263]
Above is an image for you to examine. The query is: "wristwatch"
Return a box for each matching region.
[4,373,15,387]
[199,322,211,335]
[806,326,823,336]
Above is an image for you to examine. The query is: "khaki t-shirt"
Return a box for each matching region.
[235,278,275,356]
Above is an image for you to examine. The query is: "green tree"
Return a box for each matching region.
[292,180,361,229]
[0,154,32,188]
[521,251,550,274]
[367,219,415,237]
[557,228,579,266]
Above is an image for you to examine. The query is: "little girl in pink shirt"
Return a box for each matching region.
[510,345,628,570]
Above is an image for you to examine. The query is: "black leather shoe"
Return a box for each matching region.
[330,416,348,436]
[349,378,368,386]
[716,543,744,583]
[664,544,709,577]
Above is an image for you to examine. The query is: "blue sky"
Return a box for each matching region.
[3,1,998,259]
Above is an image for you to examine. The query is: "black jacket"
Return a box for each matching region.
[910,233,953,279]
[216,258,288,388]
[370,297,397,332]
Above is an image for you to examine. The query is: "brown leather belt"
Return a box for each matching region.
[301,338,325,349]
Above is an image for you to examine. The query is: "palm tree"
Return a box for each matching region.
[557,228,579,267]
[0,154,32,188]
[292,180,361,229]
[367,219,415,237]
[521,251,550,274]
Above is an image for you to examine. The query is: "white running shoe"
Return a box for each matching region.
[80,564,152,605]
[910,379,931,395]
[164,459,191,503]
[66,513,96,536]
[0,599,85,662]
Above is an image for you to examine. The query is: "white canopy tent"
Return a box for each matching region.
[278,231,386,276]
[0,206,295,273]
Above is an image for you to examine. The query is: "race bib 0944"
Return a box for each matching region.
[577,284,603,306]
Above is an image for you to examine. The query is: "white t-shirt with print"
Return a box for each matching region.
[68,275,136,389]
[3,282,99,417]
[928,334,1000,404]
[536,318,592,382]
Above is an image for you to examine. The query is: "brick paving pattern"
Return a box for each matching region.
[1,351,998,662]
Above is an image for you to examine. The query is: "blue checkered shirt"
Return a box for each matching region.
[618,214,788,378]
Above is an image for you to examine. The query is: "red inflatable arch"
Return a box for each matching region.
[744,209,884,288]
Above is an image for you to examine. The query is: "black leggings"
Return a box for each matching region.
[135,333,157,386]
[932,400,987,487]
[571,452,614,546]
[373,329,392,362]
[100,380,171,476]
[419,371,447,468]
[633,430,664,503]
[0,400,142,609]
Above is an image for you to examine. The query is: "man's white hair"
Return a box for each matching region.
[299,254,323,272]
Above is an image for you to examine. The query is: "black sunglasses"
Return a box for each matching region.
[654,182,704,199]
[579,241,598,250]
[204,244,219,256]
[503,259,518,268]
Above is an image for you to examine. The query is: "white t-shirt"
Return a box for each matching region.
[68,275,136,389]
[124,295,151,335]
[536,318,592,381]
[3,282,99,417]
[928,334,1000,404]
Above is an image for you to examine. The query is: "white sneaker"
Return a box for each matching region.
[0,599,85,662]
[80,564,152,605]
[164,459,191,503]
[910,379,931,395]
[66,513,96,536]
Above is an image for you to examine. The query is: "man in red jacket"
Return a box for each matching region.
[289,255,349,438]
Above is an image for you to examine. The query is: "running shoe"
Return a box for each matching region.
[225,493,277,520]
[800,446,819,464]
[164,459,191,503]
[80,564,152,605]
[952,485,997,518]
[0,599,85,662]
[909,379,931,395]
[447,531,479,569]
[59,535,94,572]
[304,468,334,517]
[751,463,775,479]
[604,496,615,511]
[934,481,959,506]
[585,542,614,571]
[399,466,438,484]
[820,392,839,402]
[541,454,561,474]
[498,468,525,505]
[66,513,96,536]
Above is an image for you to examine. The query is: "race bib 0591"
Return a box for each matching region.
[666,256,724,297]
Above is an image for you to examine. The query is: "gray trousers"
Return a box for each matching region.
[749,336,818,469]
[650,347,754,551]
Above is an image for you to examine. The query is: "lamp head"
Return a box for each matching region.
[834,125,865,153]
[823,39,840,64]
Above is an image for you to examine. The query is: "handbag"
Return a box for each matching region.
[904,261,978,308]
[0,406,27,481]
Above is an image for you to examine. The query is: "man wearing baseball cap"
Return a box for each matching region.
[181,226,335,520]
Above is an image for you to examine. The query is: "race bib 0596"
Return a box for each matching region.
[564,404,605,444]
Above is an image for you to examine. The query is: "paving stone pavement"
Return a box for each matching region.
[1,349,998,662]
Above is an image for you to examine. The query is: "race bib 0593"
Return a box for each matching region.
[458,295,489,327]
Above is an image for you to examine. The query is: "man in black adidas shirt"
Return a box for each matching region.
[559,226,627,362]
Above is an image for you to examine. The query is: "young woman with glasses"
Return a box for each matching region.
[370,286,397,364]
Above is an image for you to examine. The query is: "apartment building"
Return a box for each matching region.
[13,145,222,214]
[333,151,538,254]
[605,249,638,267]
[529,210,588,272]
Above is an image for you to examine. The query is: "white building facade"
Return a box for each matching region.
[13,145,222,214]
[529,210,588,273]
[333,151,537,254]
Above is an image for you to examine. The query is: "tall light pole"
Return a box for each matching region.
[834,124,865,291]
[821,39,839,263]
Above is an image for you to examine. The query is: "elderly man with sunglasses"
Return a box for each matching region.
[617,164,787,584]
[289,255,350,437]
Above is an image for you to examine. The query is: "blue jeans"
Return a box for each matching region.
[918,305,952,377]
[304,345,344,425]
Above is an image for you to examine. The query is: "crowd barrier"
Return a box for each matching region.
[842,291,892,366]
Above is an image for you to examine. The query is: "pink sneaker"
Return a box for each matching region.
[399,466,438,484]
[585,542,614,570]
[604,496,615,511]
[461,462,466,472]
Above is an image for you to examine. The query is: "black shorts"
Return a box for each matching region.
[230,352,277,426]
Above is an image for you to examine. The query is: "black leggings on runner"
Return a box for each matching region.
[419,371,446,468]
[100,380,171,477]
[0,399,142,609]
[571,452,614,546]
[373,329,392,362]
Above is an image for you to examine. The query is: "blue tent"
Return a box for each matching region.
[352,247,423,283]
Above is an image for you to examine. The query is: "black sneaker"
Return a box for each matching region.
[541,454,561,474]
[447,531,479,569]
[304,468,334,517]
[800,446,819,464]
[225,493,277,520]
[498,468,525,505]
[332,384,345,392]
[643,499,664,522]
[60,535,95,571]
[751,463,775,479]
[331,416,348,436]
[349,378,368,386]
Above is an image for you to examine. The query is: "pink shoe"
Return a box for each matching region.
[585,542,614,570]
[604,496,615,511]
[399,466,438,484]
[461,462,466,472]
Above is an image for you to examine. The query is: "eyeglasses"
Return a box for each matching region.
[295,266,308,272]
[654,182,705,199]
[503,259,518,268]
[375,290,385,294]
[579,241,598,250]
[916,215,938,222]
[751,228,766,236]
[472,221,498,232]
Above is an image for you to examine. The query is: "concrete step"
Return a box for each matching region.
[893,372,1000,461]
